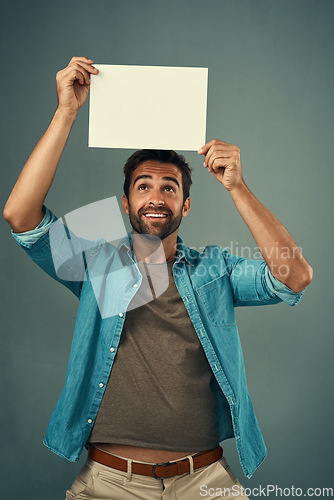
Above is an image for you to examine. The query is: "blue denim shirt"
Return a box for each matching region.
[12,206,304,478]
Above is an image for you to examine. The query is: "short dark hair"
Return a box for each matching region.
[123,150,193,202]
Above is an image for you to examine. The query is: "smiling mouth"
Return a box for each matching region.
[143,213,169,219]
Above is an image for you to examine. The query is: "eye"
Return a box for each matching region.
[138,184,147,191]
[164,185,175,192]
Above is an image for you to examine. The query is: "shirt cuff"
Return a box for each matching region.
[264,266,305,306]
[11,206,58,249]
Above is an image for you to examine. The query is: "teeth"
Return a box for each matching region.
[144,213,167,218]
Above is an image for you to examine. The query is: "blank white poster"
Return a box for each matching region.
[88,64,208,151]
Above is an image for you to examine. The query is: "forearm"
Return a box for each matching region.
[230,182,313,292]
[198,138,313,292]
[3,108,76,232]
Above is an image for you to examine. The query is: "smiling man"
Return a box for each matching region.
[124,162,187,238]
[122,155,191,261]
[3,57,313,499]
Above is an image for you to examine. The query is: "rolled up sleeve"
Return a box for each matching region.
[11,206,58,249]
[10,205,85,297]
[224,250,305,307]
[263,265,305,306]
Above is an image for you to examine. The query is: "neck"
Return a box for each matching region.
[132,230,178,263]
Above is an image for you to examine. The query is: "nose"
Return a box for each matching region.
[148,187,165,206]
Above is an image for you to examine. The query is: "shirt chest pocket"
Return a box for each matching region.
[196,273,235,327]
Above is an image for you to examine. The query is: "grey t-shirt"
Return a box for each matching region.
[89,259,219,451]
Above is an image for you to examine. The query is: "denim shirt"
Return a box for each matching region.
[12,207,305,478]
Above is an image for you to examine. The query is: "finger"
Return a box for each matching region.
[209,147,240,173]
[81,64,99,86]
[70,61,99,80]
[202,144,217,168]
[64,63,97,85]
[206,148,231,171]
[69,60,99,74]
[210,156,230,173]
[69,56,94,65]
[197,139,217,155]
[206,142,239,167]
[207,152,232,173]
[63,67,89,86]
[198,139,227,156]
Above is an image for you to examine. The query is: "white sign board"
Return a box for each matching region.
[89,64,208,151]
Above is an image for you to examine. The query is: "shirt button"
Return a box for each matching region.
[88,419,92,424]
[99,383,104,388]
[119,313,123,317]
[133,283,138,288]
[110,347,115,353]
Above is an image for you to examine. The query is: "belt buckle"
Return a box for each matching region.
[152,460,172,479]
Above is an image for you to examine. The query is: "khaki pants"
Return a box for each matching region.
[65,453,249,499]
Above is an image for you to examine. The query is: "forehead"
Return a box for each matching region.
[131,161,182,183]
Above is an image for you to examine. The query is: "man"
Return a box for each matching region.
[3,57,313,499]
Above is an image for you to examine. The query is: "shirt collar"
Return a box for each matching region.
[117,231,193,266]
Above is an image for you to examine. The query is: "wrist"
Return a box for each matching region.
[55,106,77,124]
[228,180,250,200]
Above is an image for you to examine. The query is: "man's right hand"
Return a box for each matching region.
[56,56,99,118]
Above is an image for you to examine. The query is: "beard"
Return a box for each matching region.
[127,204,183,240]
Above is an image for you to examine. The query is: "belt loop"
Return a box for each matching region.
[126,459,133,482]
[186,455,194,476]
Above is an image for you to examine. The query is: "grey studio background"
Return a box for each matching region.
[1,0,333,498]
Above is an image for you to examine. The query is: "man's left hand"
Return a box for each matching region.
[198,139,244,192]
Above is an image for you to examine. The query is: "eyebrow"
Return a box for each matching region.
[133,174,180,189]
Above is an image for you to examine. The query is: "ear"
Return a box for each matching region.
[122,194,129,215]
[182,197,191,218]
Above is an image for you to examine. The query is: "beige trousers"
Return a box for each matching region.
[65,453,249,499]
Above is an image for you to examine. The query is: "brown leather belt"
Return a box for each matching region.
[88,445,223,479]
